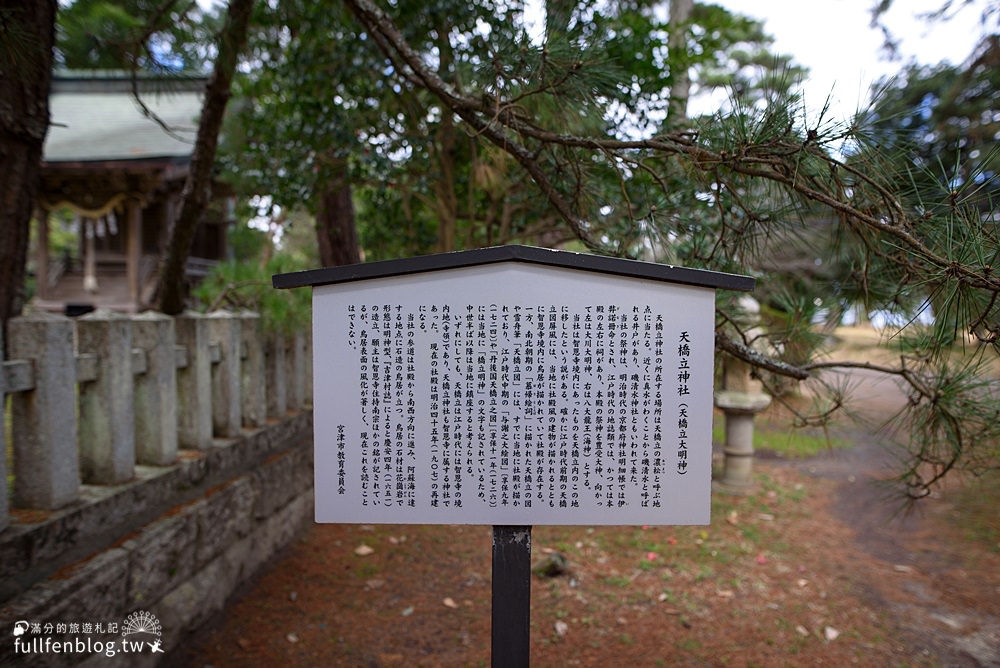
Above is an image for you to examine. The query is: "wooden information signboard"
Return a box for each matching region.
[274,245,754,665]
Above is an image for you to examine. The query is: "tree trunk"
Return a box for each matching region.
[316,161,361,266]
[433,112,458,253]
[545,0,574,37]
[155,0,253,315]
[432,16,458,253]
[667,0,693,127]
[0,0,57,338]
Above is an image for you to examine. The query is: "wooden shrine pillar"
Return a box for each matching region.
[35,206,50,301]
[126,197,143,309]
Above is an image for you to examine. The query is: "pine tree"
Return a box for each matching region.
[344,0,1000,497]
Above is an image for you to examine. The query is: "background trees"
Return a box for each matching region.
[221,0,798,264]
[152,0,253,314]
[865,35,999,215]
[56,0,220,72]
[3,0,998,495]
[343,0,1000,495]
[0,1,57,334]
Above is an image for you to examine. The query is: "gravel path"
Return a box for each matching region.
[785,362,1000,667]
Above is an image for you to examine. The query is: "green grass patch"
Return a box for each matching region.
[950,473,1000,553]
[713,419,848,458]
[601,574,632,588]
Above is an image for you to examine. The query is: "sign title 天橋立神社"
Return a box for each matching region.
[274,246,753,526]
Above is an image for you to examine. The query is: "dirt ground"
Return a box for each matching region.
[169,329,1000,667]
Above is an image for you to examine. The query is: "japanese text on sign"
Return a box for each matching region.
[312,265,714,525]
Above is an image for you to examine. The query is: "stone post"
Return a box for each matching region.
[714,357,771,492]
[208,310,242,438]
[176,312,213,450]
[240,311,266,429]
[266,334,287,419]
[133,311,178,465]
[9,313,80,509]
[78,310,136,484]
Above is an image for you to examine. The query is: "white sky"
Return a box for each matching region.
[690,0,992,121]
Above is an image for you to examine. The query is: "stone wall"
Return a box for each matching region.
[1,416,313,667]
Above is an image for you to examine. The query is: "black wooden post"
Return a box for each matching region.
[491,525,532,667]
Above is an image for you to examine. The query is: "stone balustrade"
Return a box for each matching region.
[1,310,309,527]
[0,309,314,665]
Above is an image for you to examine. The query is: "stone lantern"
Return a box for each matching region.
[714,355,771,492]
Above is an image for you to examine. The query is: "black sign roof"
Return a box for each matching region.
[273,245,754,292]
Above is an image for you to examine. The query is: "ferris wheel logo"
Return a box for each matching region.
[121,610,162,638]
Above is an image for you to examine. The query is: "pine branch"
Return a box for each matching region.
[344,0,607,253]
[714,331,810,380]
[343,0,1000,499]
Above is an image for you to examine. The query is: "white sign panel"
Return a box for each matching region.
[312,263,716,525]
